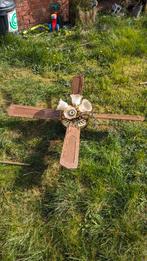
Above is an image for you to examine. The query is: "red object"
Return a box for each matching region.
[52,18,57,31]
[51,13,58,31]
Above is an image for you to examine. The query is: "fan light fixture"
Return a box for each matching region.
[7,75,145,169]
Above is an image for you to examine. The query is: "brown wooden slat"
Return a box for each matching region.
[60,124,80,169]
[94,113,145,122]
[7,104,61,120]
[71,75,84,94]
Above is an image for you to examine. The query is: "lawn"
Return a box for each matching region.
[0,15,147,261]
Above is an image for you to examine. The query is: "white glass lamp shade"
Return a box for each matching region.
[57,99,69,111]
[79,99,92,113]
[70,94,83,106]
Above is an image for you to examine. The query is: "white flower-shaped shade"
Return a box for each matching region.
[57,99,68,111]
[64,106,77,120]
[70,94,83,106]
[79,99,92,113]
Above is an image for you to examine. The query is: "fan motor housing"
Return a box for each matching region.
[61,110,91,128]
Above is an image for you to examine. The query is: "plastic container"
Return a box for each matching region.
[0,0,18,34]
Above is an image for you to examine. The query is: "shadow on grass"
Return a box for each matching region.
[81,128,109,141]
[0,114,110,191]
[0,117,65,189]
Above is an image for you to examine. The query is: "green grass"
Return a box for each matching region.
[0,15,147,261]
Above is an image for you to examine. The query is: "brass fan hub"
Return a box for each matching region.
[57,95,93,129]
[61,111,91,129]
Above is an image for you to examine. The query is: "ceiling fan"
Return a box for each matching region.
[7,75,145,169]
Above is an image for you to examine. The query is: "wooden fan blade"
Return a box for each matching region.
[93,113,145,122]
[71,75,84,94]
[60,124,80,169]
[7,104,61,120]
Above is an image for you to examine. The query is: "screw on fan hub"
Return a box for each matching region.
[63,106,77,120]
